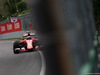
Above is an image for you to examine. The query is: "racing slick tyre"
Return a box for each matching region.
[33,41,36,50]
[33,45,35,50]
[13,41,20,54]
[33,40,41,50]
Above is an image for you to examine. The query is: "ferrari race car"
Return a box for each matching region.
[13,36,40,54]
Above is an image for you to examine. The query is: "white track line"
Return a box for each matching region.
[39,51,46,75]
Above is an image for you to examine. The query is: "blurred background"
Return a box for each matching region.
[0,0,99,75]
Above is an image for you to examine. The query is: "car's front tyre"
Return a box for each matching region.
[13,41,20,54]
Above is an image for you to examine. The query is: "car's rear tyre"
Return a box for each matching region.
[13,41,20,54]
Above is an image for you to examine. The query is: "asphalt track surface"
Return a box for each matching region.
[0,40,42,75]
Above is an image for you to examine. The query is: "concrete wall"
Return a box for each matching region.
[0,13,34,39]
[0,31,24,39]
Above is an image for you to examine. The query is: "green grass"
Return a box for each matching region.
[0,38,21,41]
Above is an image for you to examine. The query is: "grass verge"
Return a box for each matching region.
[0,38,21,41]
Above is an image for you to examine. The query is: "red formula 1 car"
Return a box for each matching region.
[13,36,40,54]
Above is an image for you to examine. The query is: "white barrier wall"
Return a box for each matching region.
[0,31,23,39]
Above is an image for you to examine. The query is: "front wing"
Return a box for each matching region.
[14,46,40,52]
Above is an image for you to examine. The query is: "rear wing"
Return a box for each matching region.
[23,33,35,37]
